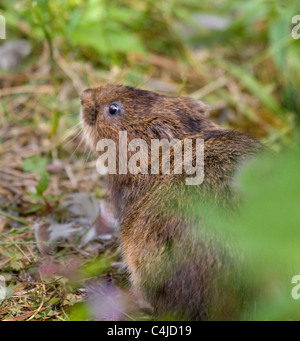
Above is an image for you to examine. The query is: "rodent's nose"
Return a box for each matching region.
[80,88,97,126]
[80,88,93,104]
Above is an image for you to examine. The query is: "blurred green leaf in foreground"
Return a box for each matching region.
[195,137,300,320]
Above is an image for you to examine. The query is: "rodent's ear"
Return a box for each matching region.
[148,121,174,141]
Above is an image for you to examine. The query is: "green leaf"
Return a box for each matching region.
[23,156,48,176]
[29,192,44,202]
[81,255,111,277]
[36,172,49,195]
[44,194,59,202]
[49,298,61,305]
[23,204,46,214]
[10,259,24,271]
[5,284,18,300]
[70,303,89,321]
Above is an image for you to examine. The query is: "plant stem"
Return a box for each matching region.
[0,210,30,226]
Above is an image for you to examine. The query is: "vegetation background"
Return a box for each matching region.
[0,0,300,320]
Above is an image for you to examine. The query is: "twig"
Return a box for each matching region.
[0,241,60,245]
[190,76,229,99]
[0,85,54,97]
[61,307,71,321]
[54,49,85,95]
[10,238,32,263]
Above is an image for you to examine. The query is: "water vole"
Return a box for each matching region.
[80,83,263,320]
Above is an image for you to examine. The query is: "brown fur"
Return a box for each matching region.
[80,84,263,320]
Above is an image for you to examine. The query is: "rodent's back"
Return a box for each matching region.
[120,130,262,320]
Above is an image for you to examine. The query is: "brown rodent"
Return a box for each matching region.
[80,83,263,320]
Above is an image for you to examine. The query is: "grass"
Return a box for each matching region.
[0,0,300,321]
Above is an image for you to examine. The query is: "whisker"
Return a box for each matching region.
[65,121,82,134]
[70,133,85,159]
[84,147,92,166]
[59,122,82,144]
[70,128,89,159]
[62,127,82,148]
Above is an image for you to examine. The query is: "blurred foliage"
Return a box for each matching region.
[234,143,300,320]
[22,155,59,212]
[1,0,300,129]
[190,142,300,320]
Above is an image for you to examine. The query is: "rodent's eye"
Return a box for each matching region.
[109,103,120,115]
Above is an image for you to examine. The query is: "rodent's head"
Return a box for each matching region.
[80,83,218,149]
